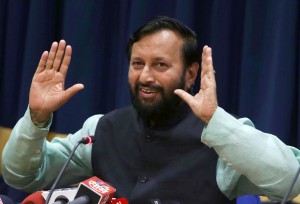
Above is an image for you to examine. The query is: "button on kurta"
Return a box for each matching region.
[222,157,229,163]
[140,176,148,183]
[35,149,41,154]
[145,135,152,142]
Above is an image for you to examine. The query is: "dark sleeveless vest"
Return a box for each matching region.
[92,104,235,204]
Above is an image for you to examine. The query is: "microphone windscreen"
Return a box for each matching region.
[80,136,96,145]
[22,191,45,204]
[0,195,14,204]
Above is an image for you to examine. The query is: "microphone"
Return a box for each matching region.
[45,136,96,204]
[52,195,68,204]
[41,188,77,204]
[280,166,300,204]
[68,195,90,204]
[73,176,116,204]
[149,199,162,204]
[22,191,45,204]
[0,195,14,204]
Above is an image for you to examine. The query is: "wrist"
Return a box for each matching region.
[31,117,50,128]
[203,106,218,124]
[29,108,51,128]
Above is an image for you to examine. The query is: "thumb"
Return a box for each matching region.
[62,83,84,103]
[174,89,194,105]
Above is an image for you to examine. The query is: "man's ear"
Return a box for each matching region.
[185,62,199,90]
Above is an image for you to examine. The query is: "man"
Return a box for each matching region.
[2,16,300,203]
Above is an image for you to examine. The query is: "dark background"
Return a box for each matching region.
[0,0,299,203]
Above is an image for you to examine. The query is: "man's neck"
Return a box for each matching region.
[140,101,189,129]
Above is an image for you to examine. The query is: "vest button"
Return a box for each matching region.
[145,135,152,142]
[140,176,148,183]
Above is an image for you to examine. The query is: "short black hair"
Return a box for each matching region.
[127,16,200,68]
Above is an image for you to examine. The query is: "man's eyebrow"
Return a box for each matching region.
[152,57,169,61]
[153,57,164,60]
[130,56,143,60]
[130,56,169,62]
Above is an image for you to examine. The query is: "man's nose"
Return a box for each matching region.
[139,66,154,83]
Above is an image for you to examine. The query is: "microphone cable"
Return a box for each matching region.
[280,166,300,204]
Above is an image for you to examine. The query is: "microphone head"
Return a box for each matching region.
[68,195,90,204]
[22,191,45,204]
[0,195,14,204]
[74,176,116,204]
[53,195,69,204]
[79,136,96,145]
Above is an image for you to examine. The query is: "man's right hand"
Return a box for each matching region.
[29,40,84,124]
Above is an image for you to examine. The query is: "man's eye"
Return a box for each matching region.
[154,62,167,69]
[158,63,166,67]
[132,61,144,68]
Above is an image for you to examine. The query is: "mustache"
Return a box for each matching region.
[135,82,163,92]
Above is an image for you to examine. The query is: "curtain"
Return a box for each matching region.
[0,0,299,202]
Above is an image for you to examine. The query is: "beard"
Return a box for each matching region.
[129,73,186,127]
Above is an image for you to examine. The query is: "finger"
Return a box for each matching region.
[59,45,72,76]
[53,40,67,71]
[201,73,216,90]
[201,45,209,63]
[45,42,59,69]
[201,46,208,79]
[201,46,212,79]
[204,52,216,85]
[201,74,213,90]
[200,55,211,87]
[207,63,216,85]
[36,51,49,73]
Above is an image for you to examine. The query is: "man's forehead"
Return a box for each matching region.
[137,29,182,42]
[132,31,183,51]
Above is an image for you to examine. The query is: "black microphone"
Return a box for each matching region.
[280,166,300,204]
[45,136,96,204]
[53,195,69,204]
[68,195,90,204]
[149,199,162,204]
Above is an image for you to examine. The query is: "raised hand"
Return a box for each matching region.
[174,45,218,124]
[29,40,84,123]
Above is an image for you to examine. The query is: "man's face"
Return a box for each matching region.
[128,30,189,117]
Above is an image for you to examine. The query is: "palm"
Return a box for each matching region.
[30,69,67,113]
[187,85,217,123]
